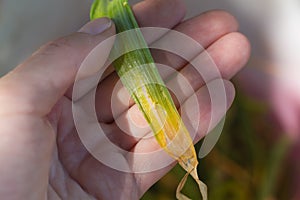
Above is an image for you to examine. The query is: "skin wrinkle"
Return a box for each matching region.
[56,98,75,145]
[0,0,251,199]
[48,184,61,199]
[49,133,70,199]
[49,149,65,199]
[53,98,95,199]
[57,139,95,199]
[49,184,64,200]
[51,150,68,199]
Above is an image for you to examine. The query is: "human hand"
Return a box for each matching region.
[0,0,250,199]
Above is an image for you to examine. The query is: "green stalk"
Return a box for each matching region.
[90,1,207,199]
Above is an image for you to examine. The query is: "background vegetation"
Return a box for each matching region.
[142,86,293,200]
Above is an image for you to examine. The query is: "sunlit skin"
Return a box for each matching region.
[0,0,250,199]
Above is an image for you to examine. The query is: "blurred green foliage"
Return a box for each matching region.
[141,88,292,200]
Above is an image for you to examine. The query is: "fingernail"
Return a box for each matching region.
[78,17,112,35]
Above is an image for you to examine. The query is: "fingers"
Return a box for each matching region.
[132,79,236,195]
[96,31,250,151]
[0,18,115,116]
[96,10,240,123]
[133,0,186,28]
[98,31,250,126]
[204,32,250,79]
[170,32,250,103]
[151,10,239,73]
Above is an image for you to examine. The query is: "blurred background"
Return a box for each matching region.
[0,0,299,199]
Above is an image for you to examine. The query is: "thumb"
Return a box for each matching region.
[0,18,115,116]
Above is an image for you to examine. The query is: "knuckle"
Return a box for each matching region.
[0,79,39,115]
[39,37,74,56]
[49,37,72,49]
[205,10,239,31]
